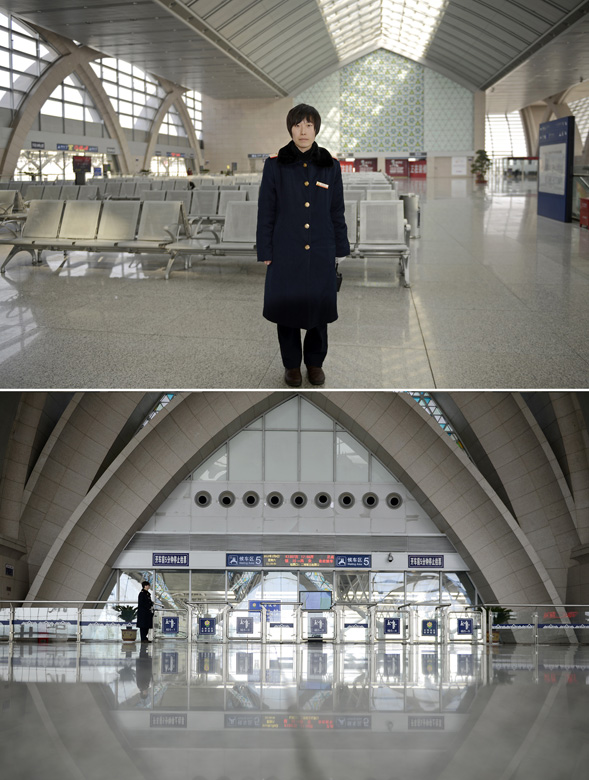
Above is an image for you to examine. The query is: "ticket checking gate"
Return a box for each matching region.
[187,602,486,645]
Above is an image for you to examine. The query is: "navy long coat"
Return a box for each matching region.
[256,140,350,330]
[137,588,153,630]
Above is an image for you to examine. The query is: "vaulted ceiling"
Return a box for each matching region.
[2,0,589,110]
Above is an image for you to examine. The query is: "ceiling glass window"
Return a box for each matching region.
[89,57,165,139]
[160,103,188,138]
[40,72,103,126]
[182,89,202,139]
[185,395,401,486]
[569,96,589,144]
[485,112,528,158]
[317,0,448,62]
[0,11,58,114]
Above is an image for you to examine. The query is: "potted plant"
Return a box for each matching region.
[113,604,138,642]
[471,149,492,183]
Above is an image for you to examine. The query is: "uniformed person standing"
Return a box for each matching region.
[256,104,350,387]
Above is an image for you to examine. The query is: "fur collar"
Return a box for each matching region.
[277,140,334,168]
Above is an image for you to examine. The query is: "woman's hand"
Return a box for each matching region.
[264,261,272,265]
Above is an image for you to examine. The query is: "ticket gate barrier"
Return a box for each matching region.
[188,602,230,643]
[155,608,188,640]
[302,610,335,642]
[337,603,373,643]
[374,606,411,642]
[441,606,485,643]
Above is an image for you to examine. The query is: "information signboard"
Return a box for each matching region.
[538,116,574,222]
[386,158,409,177]
[384,617,401,635]
[264,553,335,568]
[457,618,473,635]
[335,554,371,568]
[226,554,263,567]
[236,616,254,634]
[422,619,438,637]
[249,600,281,620]
[162,616,179,634]
[198,617,216,635]
[409,555,444,568]
[309,616,328,635]
[153,553,189,566]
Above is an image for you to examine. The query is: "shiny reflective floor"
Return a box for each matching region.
[1,641,589,780]
[0,177,588,388]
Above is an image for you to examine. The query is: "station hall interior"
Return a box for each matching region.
[0,1,587,388]
[1,1,589,779]
[1,389,589,779]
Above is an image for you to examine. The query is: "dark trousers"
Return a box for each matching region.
[139,626,150,641]
[277,324,328,368]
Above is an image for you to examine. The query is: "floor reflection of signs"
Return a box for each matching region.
[457,654,474,676]
[308,651,327,677]
[198,651,215,674]
[236,652,254,675]
[422,653,438,677]
[384,653,401,678]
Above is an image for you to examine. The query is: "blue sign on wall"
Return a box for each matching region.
[198,617,216,635]
[236,616,254,634]
[422,619,438,637]
[457,618,473,635]
[226,553,263,567]
[409,555,444,568]
[538,115,575,222]
[384,617,401,635]
[249,600,281,620]
[153,553,189,566]
[161,652,178,674]
[309,617,328,635]
[335,554,372,568]
[162,616,179,634]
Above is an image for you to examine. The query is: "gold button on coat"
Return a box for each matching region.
[304,202,310,207]
[303,163,308,167]
[304,181,309,186]
[304,223,310,229]
[304,244,310,250]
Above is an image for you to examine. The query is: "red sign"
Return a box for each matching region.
[386,158,409,177]
[409,160,427,179]
[339,160,355,173]
[355,158,377,172]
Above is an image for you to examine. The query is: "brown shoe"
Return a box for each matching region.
[284,367,302,387]
[306,365,325,385]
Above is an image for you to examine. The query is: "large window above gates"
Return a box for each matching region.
[189,396,398,484]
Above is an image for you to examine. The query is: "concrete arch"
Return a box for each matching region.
[23,391,574,611]
[0,27,134,177]
[141,78,201,171]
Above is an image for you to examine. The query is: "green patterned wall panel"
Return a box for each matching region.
[424,69,474,152]
[295,49,474,156]
[296,71,340,153]
[340,50,424,155]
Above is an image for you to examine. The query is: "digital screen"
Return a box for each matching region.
[264,554,335,568]
[300,591,332,610]
[72,156,91,172]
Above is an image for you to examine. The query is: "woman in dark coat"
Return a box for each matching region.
[137,580,154,642]
[257,103,350,387]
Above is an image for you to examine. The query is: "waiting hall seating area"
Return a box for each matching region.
[0,193,411,283]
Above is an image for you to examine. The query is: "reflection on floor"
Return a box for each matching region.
[1,641,588,780]
[0,178,588,388]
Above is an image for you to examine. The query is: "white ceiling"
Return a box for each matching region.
[2,0,589,108]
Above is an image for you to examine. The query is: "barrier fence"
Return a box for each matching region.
[1,600,587,645]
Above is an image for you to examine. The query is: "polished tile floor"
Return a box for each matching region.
[1,641,588,780]
[0,177,588,389]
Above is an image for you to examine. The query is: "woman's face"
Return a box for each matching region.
[291,118,316,152]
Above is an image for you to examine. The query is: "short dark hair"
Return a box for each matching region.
[286,103,321,137]
[141,581,150,588]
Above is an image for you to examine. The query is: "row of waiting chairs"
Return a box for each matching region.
[0,198,410,285]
